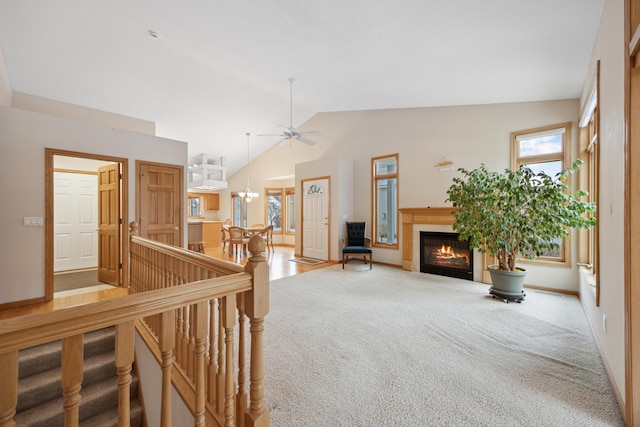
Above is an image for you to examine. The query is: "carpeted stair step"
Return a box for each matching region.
[81,397,144,427]
[17,350,118,412]
[15,326,143,427]
[18,326,116,379]
[14,371,141,427]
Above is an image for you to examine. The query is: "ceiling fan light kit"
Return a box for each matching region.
[258,77,320,147]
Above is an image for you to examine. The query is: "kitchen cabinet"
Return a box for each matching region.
[188,220,222,249]
[205,194,219,210]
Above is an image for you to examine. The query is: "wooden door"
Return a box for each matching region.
[97,164,121,285]
[53,171,98,272]
[302,178,329,260]
[137,162,183,245]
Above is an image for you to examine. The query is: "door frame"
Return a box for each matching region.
[45,148,128,301]
[300,176,330,261]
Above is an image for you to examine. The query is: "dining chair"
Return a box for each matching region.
[259,225,274,253]
[228,226,250,255]
[221,227,230,253]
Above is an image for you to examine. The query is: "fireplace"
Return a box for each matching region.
[420,231,473,280]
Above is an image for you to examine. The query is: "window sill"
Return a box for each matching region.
[372,243,398,250]
[579,267,597,295]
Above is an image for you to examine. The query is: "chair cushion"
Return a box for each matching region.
[343,246,372,254]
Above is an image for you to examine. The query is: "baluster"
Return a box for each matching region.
[193,301,208,427]
[244,235,270,427]
[216,297,225,413]
[236,294,247,427]
[208,298,218,405]
[188,304,196,379]
[0,350,18,427]
[160,310,176,427]
[116,321,135,427]
[62,334,84,427]
[175,307,184,368]
[182,306,190,370]
[223,295,237,427]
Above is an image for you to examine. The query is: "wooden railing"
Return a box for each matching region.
[0,224,270,427]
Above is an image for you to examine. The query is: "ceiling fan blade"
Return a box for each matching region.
[297,137,316,146]
[257,133,284,137]
[298,130,320,137]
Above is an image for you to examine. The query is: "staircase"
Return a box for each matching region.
[15,326,144,427]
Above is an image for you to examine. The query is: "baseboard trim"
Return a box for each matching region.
[0,296,47,311]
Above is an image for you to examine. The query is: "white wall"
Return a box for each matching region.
[222,100,581,287]
[12,92,156,136]
[0,45,11,106]
[0,106,187,304]
[578,0,625,405]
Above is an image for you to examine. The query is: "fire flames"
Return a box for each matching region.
[432,244,469,267]
[438,244,459,259]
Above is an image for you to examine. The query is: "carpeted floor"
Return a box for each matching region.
[54,269,103,292]
[264,264,624,426]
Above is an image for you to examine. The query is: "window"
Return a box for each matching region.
[265,188,283,232]
[511,123,571,264]
[579,60,600,304]
[372,154,398,248]
[285,187,295,234]
[188,195,201,217]
[231,193,247,227]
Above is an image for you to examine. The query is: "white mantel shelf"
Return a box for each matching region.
[399,207,457,271]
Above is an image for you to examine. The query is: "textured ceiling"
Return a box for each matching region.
[0,0,605,176]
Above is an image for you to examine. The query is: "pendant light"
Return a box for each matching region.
[238,132,259,203]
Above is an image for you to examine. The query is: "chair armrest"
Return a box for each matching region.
[364,237,371,247]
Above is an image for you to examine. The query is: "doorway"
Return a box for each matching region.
[301,177,330,261]
[45,149,128,301]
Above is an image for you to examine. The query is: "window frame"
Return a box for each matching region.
[264,188,284,234]
[510,122,572,267]
[371,153,399,249]
[230,192,247,227]
[285,187,295,235]
[578,59,600,305]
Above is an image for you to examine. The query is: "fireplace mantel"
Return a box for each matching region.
[399,207,457,271]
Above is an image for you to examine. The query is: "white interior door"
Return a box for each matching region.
[54,171,98,272]
[302,178,329,260]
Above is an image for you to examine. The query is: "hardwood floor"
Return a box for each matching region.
[0,245,333,320]
[206,245,335,281]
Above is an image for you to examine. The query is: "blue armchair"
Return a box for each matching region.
[342,221,372,269]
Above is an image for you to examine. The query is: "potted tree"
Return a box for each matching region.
[445,160,596,302]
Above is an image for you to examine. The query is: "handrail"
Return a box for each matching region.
[0,274,251,353]
[130,234,243,276]
[0,222,271,427]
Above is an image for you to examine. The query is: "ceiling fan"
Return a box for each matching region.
[259,77,320,146]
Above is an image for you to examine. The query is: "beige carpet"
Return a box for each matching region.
[54,269,102,292]
[264,264,624,426]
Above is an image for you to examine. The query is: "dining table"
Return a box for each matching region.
[222,225,264,236]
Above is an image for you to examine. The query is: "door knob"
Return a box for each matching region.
[172,226,179,230]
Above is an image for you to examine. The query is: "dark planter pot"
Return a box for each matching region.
[488,264,526,302]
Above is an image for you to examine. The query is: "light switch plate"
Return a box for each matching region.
[24,216,44,227]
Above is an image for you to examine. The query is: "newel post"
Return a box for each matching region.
[0,351,18,427]
[243,235,270,427]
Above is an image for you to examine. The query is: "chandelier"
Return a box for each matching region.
[238,132,259,203]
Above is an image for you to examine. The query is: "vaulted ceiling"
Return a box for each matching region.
[0,0,605,176]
